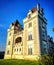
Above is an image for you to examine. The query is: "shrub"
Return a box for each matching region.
[39,54,54,65]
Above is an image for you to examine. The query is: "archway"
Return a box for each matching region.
[15,37,22,43]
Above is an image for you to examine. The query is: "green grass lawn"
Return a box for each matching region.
[0,59,40,65]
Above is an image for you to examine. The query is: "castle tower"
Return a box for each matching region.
[23,3,47,60]
[4,23,15,59]
[4,20,23,59]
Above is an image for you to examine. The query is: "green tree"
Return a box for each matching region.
[39,55,53,65]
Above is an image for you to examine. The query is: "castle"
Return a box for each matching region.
[4,3,48,60]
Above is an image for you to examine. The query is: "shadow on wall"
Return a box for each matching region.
[0,51,5,59]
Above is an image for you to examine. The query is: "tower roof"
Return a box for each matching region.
[31,8,36,13]
[13,20,20,26]
[10,20,23,30]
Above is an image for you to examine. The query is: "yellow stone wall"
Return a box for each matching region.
[4,10,42,60]
[23,11,41,60]
[4,26,15,59]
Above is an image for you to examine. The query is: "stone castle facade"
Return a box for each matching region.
[4,3,48,60]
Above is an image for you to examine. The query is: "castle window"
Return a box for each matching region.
[42,22,46,28]
[7,50,10,54]
[28,45,32,55]
[19,48,21,51]
[44,48,47,54]
[28,48,32,55]
[14,49,16,52]
[43,41,47,54]
[29,22,32,28]
[17,48,18,51]
[8,41,10,45]
[42,29,46,41]
[28,34,32,40]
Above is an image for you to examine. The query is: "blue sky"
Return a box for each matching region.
[0,0,54,51]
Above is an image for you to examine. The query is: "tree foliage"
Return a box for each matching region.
[39,54,54,65]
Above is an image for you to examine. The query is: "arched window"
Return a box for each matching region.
[19,48,21,51]
[17,48,18,51]
[15,37,22,43]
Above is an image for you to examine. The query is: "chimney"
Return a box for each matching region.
[36,3,40,12]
